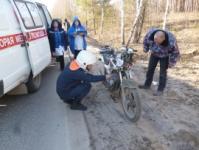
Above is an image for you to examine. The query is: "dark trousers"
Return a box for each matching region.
[61,82,92,103]
[56,55,65,71]
[74,50,81,59]
[145,55,169,91]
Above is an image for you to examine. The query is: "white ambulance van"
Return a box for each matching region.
[0,0,52,97]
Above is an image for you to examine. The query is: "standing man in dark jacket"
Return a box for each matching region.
[48,19,68,71]
[139,28,180,96]
[56,50,109,111]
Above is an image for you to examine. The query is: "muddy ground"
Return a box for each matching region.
[83,46,199,150]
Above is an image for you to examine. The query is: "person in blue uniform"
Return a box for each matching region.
[48,19,68,70]
[67,16,87,58]
[56,51,109,111]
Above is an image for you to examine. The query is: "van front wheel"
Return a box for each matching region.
[26,73,42,93]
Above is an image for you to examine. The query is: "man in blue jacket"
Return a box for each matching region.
[56,51,109,111]
[139,28,180,96]
[68,16,87,58]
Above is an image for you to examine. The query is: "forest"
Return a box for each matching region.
[51,0,199,47]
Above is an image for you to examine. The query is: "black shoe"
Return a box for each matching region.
[138,85,150,89]
[70,101,87,111]
[63,100,73,105]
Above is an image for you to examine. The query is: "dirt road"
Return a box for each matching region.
[83,54,199,150]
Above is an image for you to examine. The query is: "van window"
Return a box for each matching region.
[37,5,48,29]
[42,6,52,27]
[15,1,35,28]
[26,3,43,27]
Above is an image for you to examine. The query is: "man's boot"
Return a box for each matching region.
[70,101,87,111]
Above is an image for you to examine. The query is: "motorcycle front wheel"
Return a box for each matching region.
[121,86,141,122]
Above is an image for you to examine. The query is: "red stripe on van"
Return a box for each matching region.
[26,29,47,42]
[0,33,24,50]
[0,29,48,50]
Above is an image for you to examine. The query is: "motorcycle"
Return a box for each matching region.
[99,45,141,122]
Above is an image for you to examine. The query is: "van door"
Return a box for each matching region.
[11,0,51,77]
[0,0,31,95]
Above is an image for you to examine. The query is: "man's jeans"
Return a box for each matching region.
[144,54,169,91]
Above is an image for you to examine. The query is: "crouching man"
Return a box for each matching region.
[56,50,109,111]
[139,28,180,96]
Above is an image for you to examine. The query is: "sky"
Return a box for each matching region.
[35,0,56,11]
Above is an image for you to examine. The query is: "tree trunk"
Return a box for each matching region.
[92,0,97,35]
[120,0,125,45]
[136,0,141,14]
[85,0,88,27]
[126,0,147,47]
[163,0,169,30]
[100,5,104,35]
